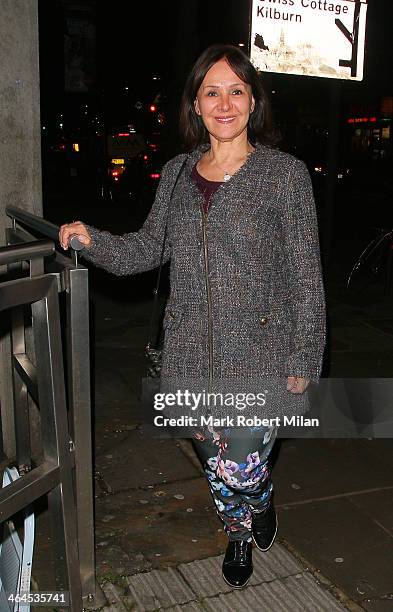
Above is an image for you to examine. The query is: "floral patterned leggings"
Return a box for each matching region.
[192,426,277,542]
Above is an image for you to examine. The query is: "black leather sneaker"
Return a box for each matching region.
[251,503,278,552]
[222,540,253,589]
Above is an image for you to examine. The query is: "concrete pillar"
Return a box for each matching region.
[0,0,42,458]
[165,0,200,156]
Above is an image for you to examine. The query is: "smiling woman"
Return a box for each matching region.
[59,43,326,592]
[180,44,278,153]
[192,60,255,181]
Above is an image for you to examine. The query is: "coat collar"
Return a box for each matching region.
[184,144,209,177]
[179,143,268,216]
[183,142,267,180]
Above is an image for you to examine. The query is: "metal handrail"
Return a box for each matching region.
[0,240,55,266]
[3,214,95,603]
[0,273,83,609]
[6,206,85,251]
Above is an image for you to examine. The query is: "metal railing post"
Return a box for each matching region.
[3,209,97,604]
[0,270,83,610]
[66,265,95,596]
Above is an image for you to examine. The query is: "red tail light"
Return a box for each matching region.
[149,173,160,180]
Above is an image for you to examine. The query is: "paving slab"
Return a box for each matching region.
[273,439,393,505]
[277,496,393,603]
[93,345,147,400]
[126,567,195,610]
[202,572,346,612]
[361,597,393,612]
[177,544,302,597]
[86,280,393,610]
[101,582,128,611]
[123,553,346,612]
[165,603,205,611]
[348,488,393,536]
[92,352,141,415]
[95,476,226,577]
[94,428,200,493]
[94,331,149,361]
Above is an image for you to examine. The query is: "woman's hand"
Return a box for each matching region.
[287,376,310,394]
[59,221,92,250]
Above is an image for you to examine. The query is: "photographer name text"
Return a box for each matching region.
[153,414,319,428]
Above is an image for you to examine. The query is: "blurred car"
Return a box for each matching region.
[108,141,165,204]
[107,124,146,160]
[310,162,351,183]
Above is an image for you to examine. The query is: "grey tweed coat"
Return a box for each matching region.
[82,143,326,386]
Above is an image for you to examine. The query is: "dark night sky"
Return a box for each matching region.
[39,0,393,87]
[38,0,393,128]
[97,0,393,92]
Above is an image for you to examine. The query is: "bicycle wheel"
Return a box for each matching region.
[347,230,393,292]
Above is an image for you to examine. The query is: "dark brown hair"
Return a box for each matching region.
[179,44,279,150]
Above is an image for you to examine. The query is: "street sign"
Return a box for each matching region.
[250,0,368,80]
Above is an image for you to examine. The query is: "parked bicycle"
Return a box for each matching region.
[346,227,393,293]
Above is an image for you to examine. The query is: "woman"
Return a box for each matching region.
[59,44,326,589]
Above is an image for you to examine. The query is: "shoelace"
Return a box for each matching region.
[227,541,251,565]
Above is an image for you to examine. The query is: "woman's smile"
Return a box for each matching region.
[215,116,237,124]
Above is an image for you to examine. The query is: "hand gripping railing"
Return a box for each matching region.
[3,207,96,606]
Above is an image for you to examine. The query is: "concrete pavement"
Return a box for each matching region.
[25,225,393,611]
[75,247,393,611]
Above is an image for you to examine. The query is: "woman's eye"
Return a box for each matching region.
[206,91,218,96]
[232,89,243,95]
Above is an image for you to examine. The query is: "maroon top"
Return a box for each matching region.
[191,163,223,214]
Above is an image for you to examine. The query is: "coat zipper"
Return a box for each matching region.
[200,204,214,386]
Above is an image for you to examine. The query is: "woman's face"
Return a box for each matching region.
[194,59,255,144]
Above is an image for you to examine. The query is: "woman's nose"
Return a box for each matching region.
[218,94,231,111]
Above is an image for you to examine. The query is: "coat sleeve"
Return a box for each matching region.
[281,159,326,382]
[80,156,185,276]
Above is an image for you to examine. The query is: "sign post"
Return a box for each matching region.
[250,0,368,81]
[250,0,368,268]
